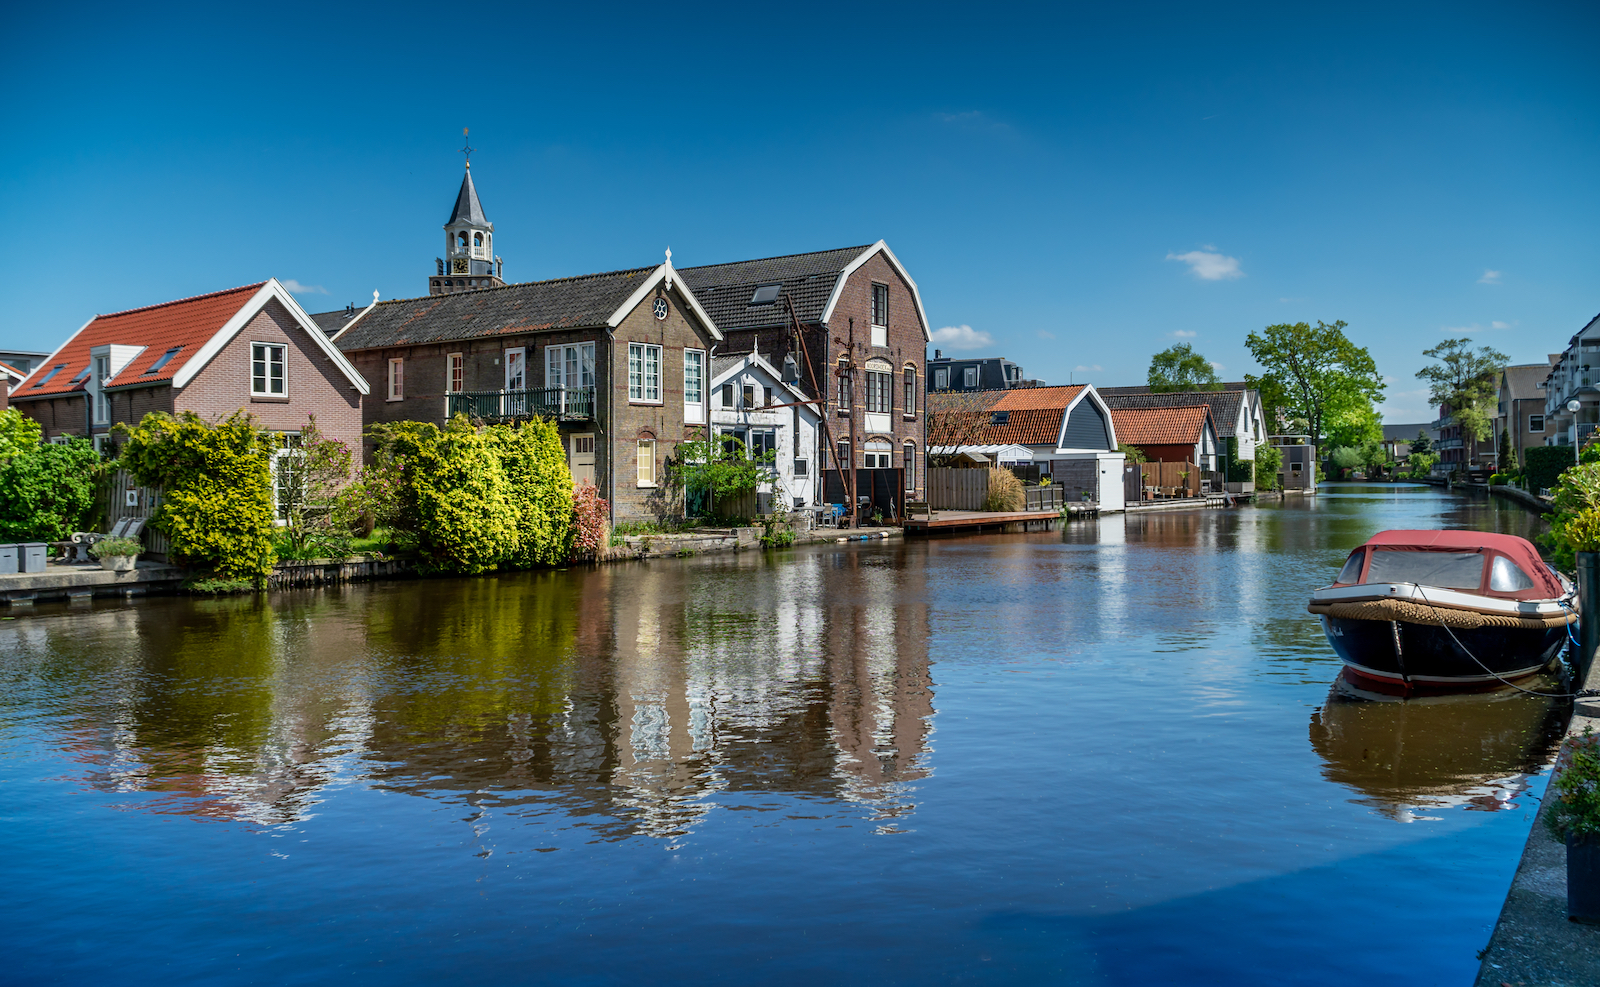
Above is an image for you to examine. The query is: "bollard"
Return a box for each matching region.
[1578,552,1600,683]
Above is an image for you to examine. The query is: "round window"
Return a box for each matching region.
[653,298,669,320]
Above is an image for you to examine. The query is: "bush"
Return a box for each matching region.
[983,467,1025,511]
[1525,445,1576,494]
[1255,446,1283,491]
[487,418,574,568]
[91,536,143,558]
[0,435,103,542]
[0,408,43,461]
[1405,451,1438,480]
[117,411,278,583]
[570,482,610,560]
[1547,727,1600,842]
[1542,462,1600,569]
[277,416,355,558]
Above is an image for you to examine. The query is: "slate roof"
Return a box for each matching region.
[1109,405,1213,446]
[679,245,871,332]
[333,266,658,351]
[448,169,489,227]
[1499,363,1550,402]
[1382,423,1432,442]
[14,283,267,398]
[310,308,363,337]
[1101,390,1245,438]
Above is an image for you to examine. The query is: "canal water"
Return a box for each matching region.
[0,485,1564,985]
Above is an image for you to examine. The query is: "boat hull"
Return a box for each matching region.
[1319,614,1567,694]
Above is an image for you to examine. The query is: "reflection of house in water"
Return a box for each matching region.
[1309,683,1566,819]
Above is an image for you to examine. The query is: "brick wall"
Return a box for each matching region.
[13,393,89,440]
[177,298,364,451]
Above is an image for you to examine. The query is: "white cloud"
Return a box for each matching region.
[1170,329,1197,338]
[1036,329,1055,340]
[1167,249,1243,281]
[1074,364,1102,373]
[1210,362,1224,371]
[1491,320,1510,329]
[930,324,994,351]
[1478,269,1502,285]
[1441,322,1511,334]
[283,279,328,295]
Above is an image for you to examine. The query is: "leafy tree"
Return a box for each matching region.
[925,391,1001,467]
[276,415,355,558]
[1254,445,1283,490]
[1410,430,1432,455]
[1499,427,1518,476]
[1244,320,1384,452]
[1416,338,1508,461]
[1148,343,1222,392]
[1322,388,1383,449]
[1329,446,1364,476]
[1406,451,1439,480]
[0,408,43,461]
[487,417,575,568]
[1116,442,1147,463]
[668,433,775,516]
[0,437,103,541]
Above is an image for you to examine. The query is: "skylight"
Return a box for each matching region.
[991,410,1010,425]
[749,284,781,305]
[32,364,65,388]
[143,347,182,375]
[69,366,92,384]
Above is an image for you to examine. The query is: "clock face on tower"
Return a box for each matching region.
[452,258,468,274]
[653,298,669,320]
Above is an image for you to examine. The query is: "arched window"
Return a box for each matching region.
[473,233,483,247]
[865,438,892,469]
[457,231,468,251]
[903,365,917,417]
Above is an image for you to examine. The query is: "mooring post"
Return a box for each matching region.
[1578,552,1600,683]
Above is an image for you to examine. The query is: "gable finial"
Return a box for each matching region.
[460,127,474,169]
[664,246,673,289]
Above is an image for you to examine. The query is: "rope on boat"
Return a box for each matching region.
[1307,598,1577,630]
[1410,585,1587,700]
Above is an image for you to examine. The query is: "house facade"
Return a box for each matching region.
[709,353,822,511]
[1494,363,1550,465]
[1541,311,1600,449]
[9,280,368,457]
[331,254,722,522]
[1379,422,1432,464]
[1108,405,1218,470]
[1098,384,1268,465]
[926,352,1034,392]
[681,243,931,519]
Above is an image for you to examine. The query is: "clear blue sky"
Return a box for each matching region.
[4,1,1596,423]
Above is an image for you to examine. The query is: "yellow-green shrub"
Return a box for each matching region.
[116,411,277,583]
[486,417,574,568]
[983,467,1026,512]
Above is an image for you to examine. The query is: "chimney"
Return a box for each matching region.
[934,349,943,359]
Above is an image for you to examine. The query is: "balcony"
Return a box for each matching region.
[447,386,595,422]
[1434,437,1464,450]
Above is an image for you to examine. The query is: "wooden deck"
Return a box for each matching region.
[903,509,1071,535]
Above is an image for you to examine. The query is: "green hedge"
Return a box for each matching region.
[0,434,103,541]
[1525,446,1576,494]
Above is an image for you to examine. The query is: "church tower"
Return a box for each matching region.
[429,131,505,296]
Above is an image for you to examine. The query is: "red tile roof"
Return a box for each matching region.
[990,384,1085,411]
[0,359,23,382]
[1110,405,1212,445]
[15,284,265,398]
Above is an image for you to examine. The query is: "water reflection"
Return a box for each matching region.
[21,548,934,845]
[1309,677,1567,819]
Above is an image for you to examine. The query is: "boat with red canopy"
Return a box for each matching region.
[1308,529,1576,694]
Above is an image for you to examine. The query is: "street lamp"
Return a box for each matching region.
[1570,399,1582,465]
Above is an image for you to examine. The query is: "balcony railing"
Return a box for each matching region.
[447,386,595,422]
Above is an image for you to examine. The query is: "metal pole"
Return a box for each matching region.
[1580,552,1600,684]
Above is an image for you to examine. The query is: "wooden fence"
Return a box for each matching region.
[1138,461,1199,498]
[927,468,989,510]
[103,469,170,560]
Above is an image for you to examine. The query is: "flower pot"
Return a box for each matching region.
[1571,833,1600,924]
[99,555,138,573]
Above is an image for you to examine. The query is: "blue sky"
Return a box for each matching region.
[3,1,1596,423]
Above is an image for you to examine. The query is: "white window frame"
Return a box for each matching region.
[505,348,525,391]
[866,370,892,414]
[935,367,948,389]
[684,348,704,423]
[92,354,111,424]
[1529,414,1544,433]
[963,367,977,388]
[252,342,287,398]
[386,357,404,401]
[637,438,657,487]
[446,352,464,394]
[629,343,662,403]
[904,367,917,418]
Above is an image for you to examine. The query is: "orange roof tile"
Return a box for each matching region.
[990,384,1084,411]
[15,284,265,398]
[1110,405,1212,445]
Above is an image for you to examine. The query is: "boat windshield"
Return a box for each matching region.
[1364,550,1484,590]
[1489,555,1535,592]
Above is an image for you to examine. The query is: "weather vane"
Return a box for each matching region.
[460,127,475,169]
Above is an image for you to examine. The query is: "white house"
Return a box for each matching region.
[710,353,822,511]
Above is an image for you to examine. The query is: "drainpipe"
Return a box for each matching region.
[605,326,615,527]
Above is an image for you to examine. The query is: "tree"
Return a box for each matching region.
[667,433,775,518]
[276,416,355,557]
[0,437,103,542]
[1244,320,1384,452]
[1499,427,1518,476]
[925,392,1001,467]
[1410,430,1432,456]
[1416,338,1508,464]
[0,408,43,461]
[1148,343,1222,392]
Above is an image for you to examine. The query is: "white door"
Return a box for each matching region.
[570,433,596,486]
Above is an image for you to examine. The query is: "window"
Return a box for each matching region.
[252,343,286,396]
[143,346,181,376]
[92,355,110,424]
[272,432,304,523]
[748,427,777,465]
[386,357,404,401]
[837,359,851,412]
[1529,414,1545,433]
[722,382,735,408]
[743,384,755,409]
[637,438,657,486]
[963,367,977,388]
[1490,555,1535,592]
[629,343,661,402]
[904,368,916,417]
[1336,550,1364,584]
[864,438,892,469]
[1290,462,1302,476]
[838,438,851,467]
[684,349,704,404]
[447,353,464,393]
[1365,550,1485,590]
[764,386,773,408]
[866,371,892,414]
[795,457,809,476]
[904,443,916,489]
[871,284,888,327]
[750,284,781,305]
[505,348,525,390]
[935,367,948,390]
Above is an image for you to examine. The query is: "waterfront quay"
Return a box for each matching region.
[0,484,1574,985]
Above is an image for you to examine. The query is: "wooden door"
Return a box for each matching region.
[570,433,596,486]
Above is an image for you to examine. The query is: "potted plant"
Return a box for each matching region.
[91,536,142,573]
[1547,726,1600,923]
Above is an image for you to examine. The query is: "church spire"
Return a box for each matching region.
[430,129,504,296]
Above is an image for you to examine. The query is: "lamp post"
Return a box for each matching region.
[1570,399,1583,465]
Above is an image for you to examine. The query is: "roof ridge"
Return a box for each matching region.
[376,265,657,306]
[95,282,266,320]
[680,244,875,272]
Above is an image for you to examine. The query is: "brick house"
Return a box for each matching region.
[330,252,723,522]
[680,242,932,518]
[10,279,368,458]
[1108,405,1218,469]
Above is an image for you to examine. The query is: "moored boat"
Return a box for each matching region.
[1308,530,1576,695]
